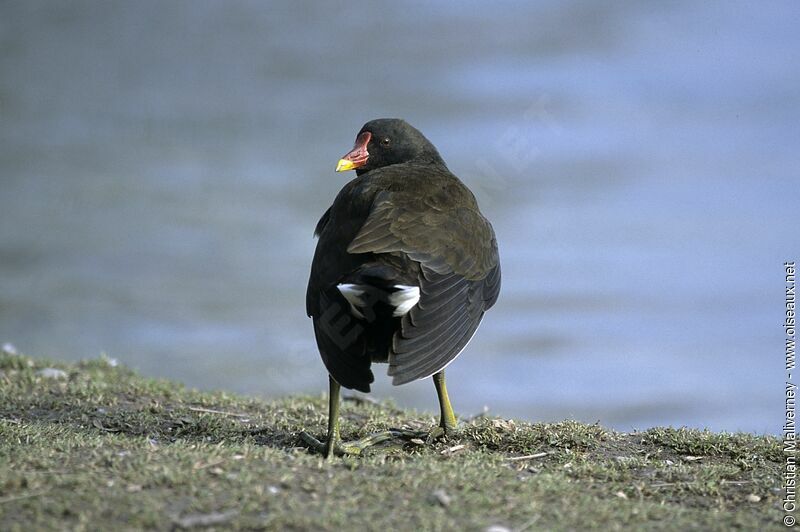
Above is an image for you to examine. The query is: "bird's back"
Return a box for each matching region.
[307,161,500,392]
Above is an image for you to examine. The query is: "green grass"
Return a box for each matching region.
[0,352,784,531]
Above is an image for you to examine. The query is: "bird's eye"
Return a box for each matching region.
[380,137,391,146]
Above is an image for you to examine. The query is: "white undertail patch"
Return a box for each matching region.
[389,285,420,317]
[337,283,366,319]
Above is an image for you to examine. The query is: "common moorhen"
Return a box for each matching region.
[305,118,501,457]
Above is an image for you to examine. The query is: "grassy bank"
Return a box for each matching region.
[0,352,784,530]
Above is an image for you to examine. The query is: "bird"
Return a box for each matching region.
[304,118,501,457]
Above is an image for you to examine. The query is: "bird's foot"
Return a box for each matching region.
[299,428,427,457]
[426,421,461,442]
[426,425,447,443]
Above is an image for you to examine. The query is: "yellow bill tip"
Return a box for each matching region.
[336,159,356,172]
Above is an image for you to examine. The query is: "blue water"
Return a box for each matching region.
[1,1,797,434]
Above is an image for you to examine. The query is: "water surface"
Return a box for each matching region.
[1,1,797,433]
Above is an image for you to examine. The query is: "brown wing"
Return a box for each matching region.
[347,189,501,385]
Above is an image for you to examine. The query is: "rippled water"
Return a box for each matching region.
[1,1,797,433]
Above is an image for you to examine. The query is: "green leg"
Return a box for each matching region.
[299,376,341,459]
[433,370,457,433]
[323,375,341,458]
[300,375,418,457]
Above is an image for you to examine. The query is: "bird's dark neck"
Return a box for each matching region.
[355,155,448,177]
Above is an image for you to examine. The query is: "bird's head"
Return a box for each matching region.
[336,118,444,175]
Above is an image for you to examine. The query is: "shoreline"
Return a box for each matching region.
[0,352,784,530]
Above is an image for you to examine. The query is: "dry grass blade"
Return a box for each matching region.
[0,491,49,505]
[506,452,549,461]
[187,406,249,418]
[440,444,466,455]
